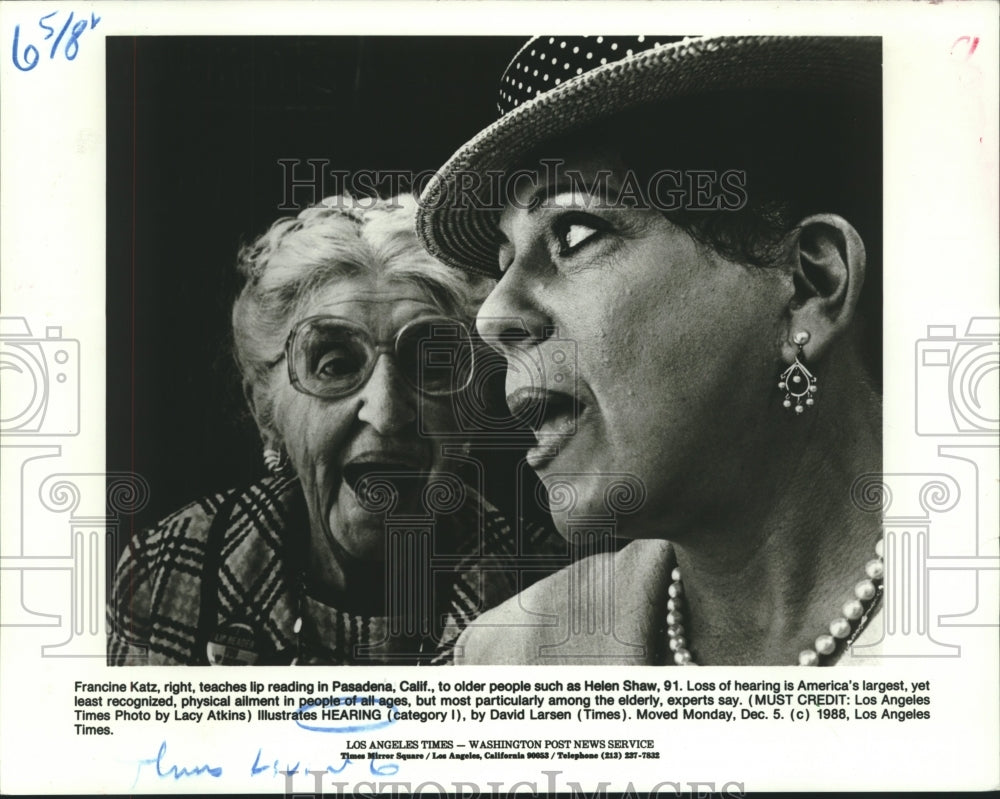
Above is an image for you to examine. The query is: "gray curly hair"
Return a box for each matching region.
[232,194,493,429]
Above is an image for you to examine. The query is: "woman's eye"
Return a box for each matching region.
[556,220,601,253]
[316,349,360,378]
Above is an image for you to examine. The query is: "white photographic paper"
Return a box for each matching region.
[1,2,997,795]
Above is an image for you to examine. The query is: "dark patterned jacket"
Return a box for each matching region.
[108,474,563,665]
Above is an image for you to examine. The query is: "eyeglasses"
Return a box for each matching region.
[282,315,475,399]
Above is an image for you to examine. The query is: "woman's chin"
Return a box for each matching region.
[542,470,652,542]
[324,484,387,561]
[327,479,421,558]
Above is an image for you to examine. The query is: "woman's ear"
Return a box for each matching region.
[783,213,866,363]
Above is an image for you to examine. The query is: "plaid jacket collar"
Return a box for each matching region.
[111,473,520,666]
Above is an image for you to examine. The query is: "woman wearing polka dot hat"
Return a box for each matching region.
[417,35,885,666]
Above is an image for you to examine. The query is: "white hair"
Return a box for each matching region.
[232,194,493,426]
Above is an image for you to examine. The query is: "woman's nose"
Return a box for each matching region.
[476,269,551,354]
[355,354,417,434]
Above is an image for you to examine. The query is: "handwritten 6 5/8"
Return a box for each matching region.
[12,9,101,72]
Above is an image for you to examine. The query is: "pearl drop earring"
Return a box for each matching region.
[778,331,818,414]
[263,447,291,477]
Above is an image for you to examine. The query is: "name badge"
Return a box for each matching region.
[206,622,259,665]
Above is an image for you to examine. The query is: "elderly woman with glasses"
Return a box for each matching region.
[109,194,553,665]
[418,36,885,666]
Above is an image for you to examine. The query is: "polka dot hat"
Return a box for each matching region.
[417,35,881,277]
[497,35,685,115]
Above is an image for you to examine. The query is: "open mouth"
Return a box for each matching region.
[507,387,580,432]
[506,387,583,469]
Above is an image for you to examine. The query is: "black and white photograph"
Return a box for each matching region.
[1,2,997,795]
[105,35,573,668]
[107,33,888,669]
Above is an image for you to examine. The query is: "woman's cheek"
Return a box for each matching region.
[275,395,333,471]
[276,395,310,448]
[418,397,459,439]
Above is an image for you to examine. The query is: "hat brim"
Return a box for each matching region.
[416,35,881,277]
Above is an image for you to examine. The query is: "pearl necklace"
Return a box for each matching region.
[665,537,885,666]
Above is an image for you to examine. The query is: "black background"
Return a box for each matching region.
[106,36,550,545]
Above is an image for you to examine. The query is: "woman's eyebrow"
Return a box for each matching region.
[528,184,620,214]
